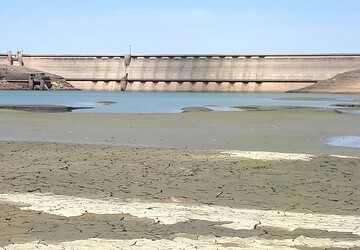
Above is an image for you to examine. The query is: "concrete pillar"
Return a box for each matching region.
[17,51,23,66]
[7,51,12,65]
[124,54,131,67]
[120,79,127,91]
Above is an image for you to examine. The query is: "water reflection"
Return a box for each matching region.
[327,136,360,148]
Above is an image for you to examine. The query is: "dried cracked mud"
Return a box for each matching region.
[0,142,359,249]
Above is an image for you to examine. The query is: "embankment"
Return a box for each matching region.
[290,69,360,94]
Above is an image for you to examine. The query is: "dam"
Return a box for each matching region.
[1,51,360,92]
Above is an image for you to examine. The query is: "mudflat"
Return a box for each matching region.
[0,107,359,155]
[0,107,360,249]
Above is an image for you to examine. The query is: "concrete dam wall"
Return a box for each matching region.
[1,52,360,92]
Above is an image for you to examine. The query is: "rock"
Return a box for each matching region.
[96,101,117,105]
[181,107,213,113]
[0,80,24,90]
[50,80,78,90]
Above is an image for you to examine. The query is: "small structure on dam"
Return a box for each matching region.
[0,64,52,90]
[1,51,360,92]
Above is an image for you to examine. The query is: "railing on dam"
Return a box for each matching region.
[2,52,360,57]
[3,52,360,62]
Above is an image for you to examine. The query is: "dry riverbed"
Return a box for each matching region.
[0,107,359,249]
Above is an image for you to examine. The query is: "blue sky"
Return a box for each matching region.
[1,0,359,54]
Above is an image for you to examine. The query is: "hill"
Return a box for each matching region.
[290,69,360,94]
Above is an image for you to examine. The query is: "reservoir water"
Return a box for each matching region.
[327,136,360,149]
[0,91,359,114]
